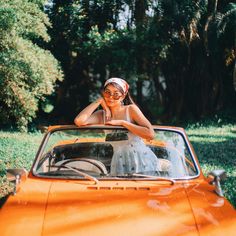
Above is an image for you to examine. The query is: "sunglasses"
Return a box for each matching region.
[102,90,123,100]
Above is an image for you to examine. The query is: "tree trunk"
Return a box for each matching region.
[234,33,236,91]
[134,0,147,106]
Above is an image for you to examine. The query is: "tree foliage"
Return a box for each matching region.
[0,0,63,130]
[1,0,234,126]
[46,0,236,124]
[153,0,236,120]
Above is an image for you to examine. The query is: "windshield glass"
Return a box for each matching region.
[33,127,198,179]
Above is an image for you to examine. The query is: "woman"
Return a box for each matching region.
[74,77,160,175]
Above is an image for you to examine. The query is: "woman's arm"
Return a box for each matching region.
[74,97,111,126]
[106,104,155,140]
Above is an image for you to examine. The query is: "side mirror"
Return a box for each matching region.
[7,168,28,195]
[207,169,227,197]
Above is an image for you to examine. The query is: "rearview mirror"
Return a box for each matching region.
[207,169,226,197]
[7,168,28,195]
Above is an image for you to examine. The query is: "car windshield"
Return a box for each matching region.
[33,127,198,180]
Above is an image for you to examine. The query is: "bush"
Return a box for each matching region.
[0,0,63,130]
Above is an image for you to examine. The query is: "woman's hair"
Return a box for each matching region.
[104,82,135,105]
[123,92,135,105]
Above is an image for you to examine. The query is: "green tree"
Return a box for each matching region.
[47,0,236,124]
[147,0,236,121]
[0,0,63,130]
[47,0,127,122]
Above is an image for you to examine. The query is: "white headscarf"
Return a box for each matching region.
[104,78,129,94]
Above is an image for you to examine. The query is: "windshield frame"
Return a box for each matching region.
[31,125,200,181]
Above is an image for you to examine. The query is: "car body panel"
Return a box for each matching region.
[0,177,51,235]
[42,181,199,236]
[0,125,235,236]
[184,181,236,235]
[1,178,235,235]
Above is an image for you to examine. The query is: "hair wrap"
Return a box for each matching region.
[104,78,129,94]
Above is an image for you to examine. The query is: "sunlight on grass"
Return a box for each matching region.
[186,124,236,207]
[0,131,43,198]
[0,131,43,170]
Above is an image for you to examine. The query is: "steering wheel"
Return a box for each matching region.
[55,158,108,175]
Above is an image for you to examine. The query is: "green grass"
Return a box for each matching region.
[0,131,43,197]
[0,124,235,208]
[186,123,236,208]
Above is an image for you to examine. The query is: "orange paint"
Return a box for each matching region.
[0,125,235,235]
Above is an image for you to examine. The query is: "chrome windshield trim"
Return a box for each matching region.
[32,125,201,180]
[154,127,201,179]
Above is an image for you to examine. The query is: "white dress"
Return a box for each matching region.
[109,107,160,176]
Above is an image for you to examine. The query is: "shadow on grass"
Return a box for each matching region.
[190,139,236,167]
[190,138,236,208]
[188,134,236,141]
[0,170,6,178]
[222,176,236,209]
[0,194,10,208]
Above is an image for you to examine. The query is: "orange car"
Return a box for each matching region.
[0,125,235,235]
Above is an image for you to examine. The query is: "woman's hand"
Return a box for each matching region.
[99,97,111,121]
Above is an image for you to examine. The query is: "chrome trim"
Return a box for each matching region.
[31,131,52,174]
[32,125,201,180]
[153,127,201,180]
[33,174,176,183]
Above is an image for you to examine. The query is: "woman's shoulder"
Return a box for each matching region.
[126,104,145,121]
[126,104,139,112]
[125,104,141,121]
[126,104,136,109]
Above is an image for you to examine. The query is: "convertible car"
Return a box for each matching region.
[0,125,235,235]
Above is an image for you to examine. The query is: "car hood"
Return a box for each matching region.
[42,181,198,236]
[1,179,235,236]
[0,178,51,235]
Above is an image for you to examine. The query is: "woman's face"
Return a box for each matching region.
[102,84,124,107]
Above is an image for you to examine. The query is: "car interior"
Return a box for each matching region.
[36,141,179,177]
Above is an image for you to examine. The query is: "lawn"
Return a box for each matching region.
[186,123,236,208]
[0,131,43,197]
[0,123,235,208]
